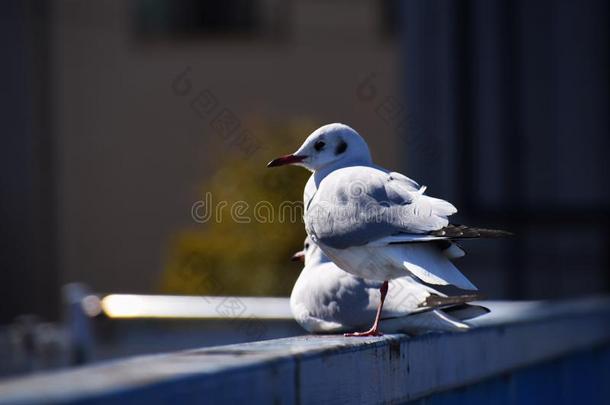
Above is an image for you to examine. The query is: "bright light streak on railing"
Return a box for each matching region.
[100,294,293,320]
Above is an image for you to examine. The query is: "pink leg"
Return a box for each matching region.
[345,280,389,337]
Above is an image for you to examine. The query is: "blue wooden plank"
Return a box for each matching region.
[410,345,610,405]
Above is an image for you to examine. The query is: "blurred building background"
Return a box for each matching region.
[1,0,404,323]
[401,0,609,299]
[1,0,608,325]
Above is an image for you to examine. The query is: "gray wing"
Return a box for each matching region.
[384,170,423,193]
[306,166,456,249]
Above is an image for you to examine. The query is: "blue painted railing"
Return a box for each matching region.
[0,297,609,404]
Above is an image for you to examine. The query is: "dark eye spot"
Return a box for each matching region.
[305,243,310,250]
[314,141,325,151]
[335,140,348,155]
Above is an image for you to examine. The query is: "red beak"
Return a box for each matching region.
[267,154,307,168]
[290,250,305,263]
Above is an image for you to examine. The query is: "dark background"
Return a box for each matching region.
[402,0,609,300]
[1,0,608,324]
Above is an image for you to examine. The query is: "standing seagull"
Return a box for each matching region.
[290,237,489,334]
[268,123,509,336]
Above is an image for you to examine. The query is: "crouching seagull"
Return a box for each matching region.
[290,237,489,335]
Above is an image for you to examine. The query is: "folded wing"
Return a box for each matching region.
[307,167,457,249]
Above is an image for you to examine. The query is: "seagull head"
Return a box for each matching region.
[267,123,372,172]
[290,236,331,266]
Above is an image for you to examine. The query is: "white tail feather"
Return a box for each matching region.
[381,309,470,334]
[427,196,458,217]
[393,244,477,290]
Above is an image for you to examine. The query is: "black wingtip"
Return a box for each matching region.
[432,224,515,239]
[423,293,485,308]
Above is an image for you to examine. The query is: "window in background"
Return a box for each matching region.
[132,0,289,41]
[379,0,400,38]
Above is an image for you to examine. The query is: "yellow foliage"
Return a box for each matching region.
[161,121,311,297]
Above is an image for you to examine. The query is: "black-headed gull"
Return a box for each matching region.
[290,237,489,334]
[268,123,509,336]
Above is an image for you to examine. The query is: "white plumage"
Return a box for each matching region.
[291,123,475,289]
[290,237,487,334]
[268,123,506,335]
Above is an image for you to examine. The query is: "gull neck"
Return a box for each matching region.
[313,156,373,186]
